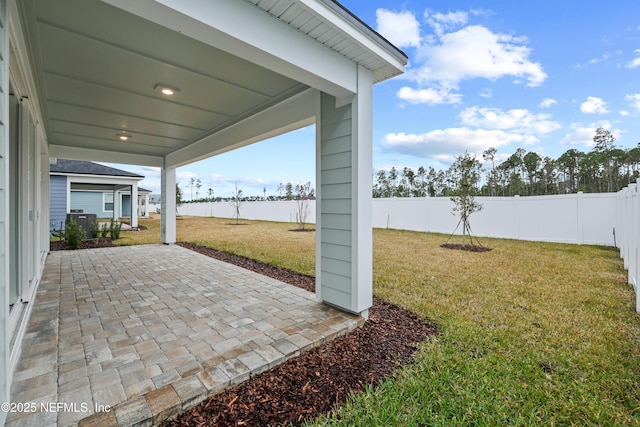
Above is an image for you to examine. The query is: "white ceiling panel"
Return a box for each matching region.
[44,74,227,131]
[47,102,206,140]
[18,0,309,160]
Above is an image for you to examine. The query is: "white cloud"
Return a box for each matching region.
[540,98,557,108]
[425,10,469,37]
[177,170,197,180]
[559,122,620,147]
[559,128,598,147]
[588,53,610,65]
[375,9,421,48]
[625,49,640,68]
[381,128,538,159]
[131,166,160,178]
[620,110,630,116]
[479,88,493,98]
[411,24,546,88]
[625,93,640,113]
[397,86,462,105]
[388,10,547,105]
[460,106,561,134]
[580,96,609,114]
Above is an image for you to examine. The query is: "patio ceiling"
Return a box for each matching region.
[17,0,313,167]
[16,0,406,169]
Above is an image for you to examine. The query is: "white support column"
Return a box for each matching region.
[161,165,176,244]
[316,66,373,316]
[350,66,373,315]
[130,184,138,229]
[112,190,119,222]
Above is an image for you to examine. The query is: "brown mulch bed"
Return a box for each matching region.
[50,237,115,251]
[166,242,437,427]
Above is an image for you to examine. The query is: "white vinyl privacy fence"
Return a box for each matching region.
[160,192,617,246]
[373,193,617,246]
[615,184,640,312]
[172,200,312,223]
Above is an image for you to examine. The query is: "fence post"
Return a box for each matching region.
[619,189,626,265]
[634,184,640,311]
[624,184,638,287]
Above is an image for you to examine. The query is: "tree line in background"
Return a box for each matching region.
[374,128,640,198]
[175,181,314,230]
[173,128,635,203]
[176,180,315,205]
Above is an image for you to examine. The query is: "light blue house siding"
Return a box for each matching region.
[49,175,67,231]
[70,191,113,218]
[318,93,354,309]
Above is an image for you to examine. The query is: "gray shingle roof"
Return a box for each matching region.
[50,159,143,178]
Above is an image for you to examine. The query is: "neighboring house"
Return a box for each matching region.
[49,158,150,231]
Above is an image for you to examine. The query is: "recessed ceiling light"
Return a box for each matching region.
[154,84,180,96]
[117,133,131,141]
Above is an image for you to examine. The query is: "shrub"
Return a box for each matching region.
[109,220,122,240]
[89,221,100,240]
[64,219,86,250]
[100,221,110,238]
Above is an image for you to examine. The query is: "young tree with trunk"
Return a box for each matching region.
[449,151,483,248]
[195,178,202,199]
[293,182,314,230]
[189,177,195,201]
[230,181,243,225]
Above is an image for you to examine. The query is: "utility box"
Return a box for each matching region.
[66,213,97,238]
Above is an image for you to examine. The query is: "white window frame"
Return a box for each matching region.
[103,192,114,212]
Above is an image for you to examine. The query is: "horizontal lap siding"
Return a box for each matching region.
[321,242,351,261]
[49,175,66,230]
[319,93,353,308]
[320,213,350,230]
[70,191,105,217]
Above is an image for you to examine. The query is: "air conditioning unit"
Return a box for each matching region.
[66,213,97,238]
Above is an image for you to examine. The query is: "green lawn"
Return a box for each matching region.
[120,216,640,426]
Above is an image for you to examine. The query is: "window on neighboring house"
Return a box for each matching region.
[104,193,114,211]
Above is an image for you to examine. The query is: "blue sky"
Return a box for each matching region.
[110,0,640,199]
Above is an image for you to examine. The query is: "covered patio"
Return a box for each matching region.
[0,1,406,423]
[6,244,362,426]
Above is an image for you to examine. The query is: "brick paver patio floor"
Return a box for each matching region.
[6,244,362,426]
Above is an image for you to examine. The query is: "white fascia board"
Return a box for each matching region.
[102,0,357,99]
[49,145,163,168]
[165,88,317,168]
[65,174,141,186]
[296,0,406,75]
